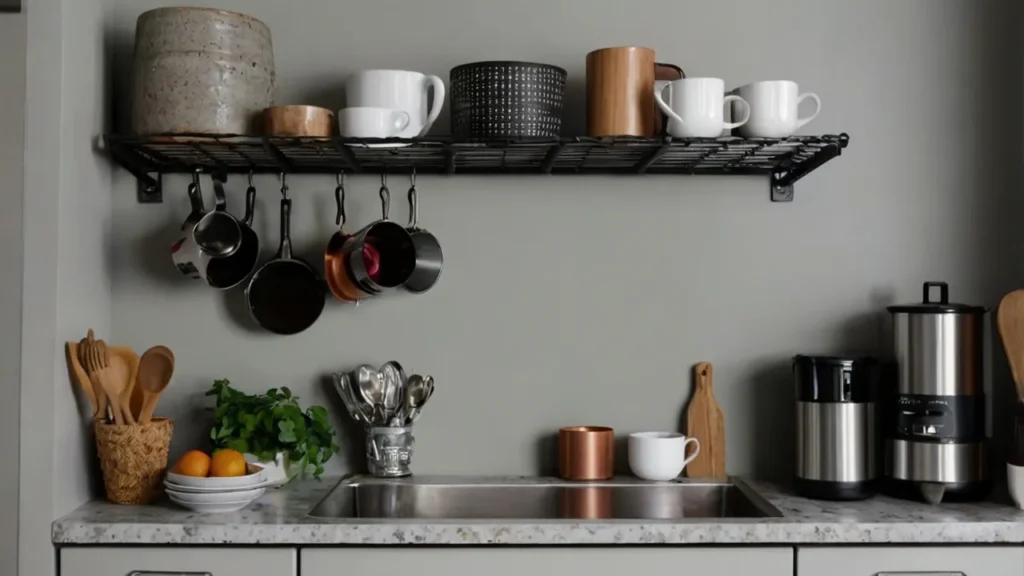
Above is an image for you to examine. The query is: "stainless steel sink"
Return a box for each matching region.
[308,477,783,520]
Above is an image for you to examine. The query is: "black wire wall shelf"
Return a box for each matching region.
[104,132,849,204]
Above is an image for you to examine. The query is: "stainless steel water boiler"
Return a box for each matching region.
[794,355,880,500]
[884,281,989,503]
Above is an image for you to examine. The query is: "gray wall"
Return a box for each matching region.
[105,0,1024,479]
[20,0,112,574]
[0,10,25,576]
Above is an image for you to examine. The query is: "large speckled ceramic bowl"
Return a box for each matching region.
[132,7,276,135]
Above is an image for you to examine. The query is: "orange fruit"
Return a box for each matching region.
[209,449,247,477]
[172,450,211,477]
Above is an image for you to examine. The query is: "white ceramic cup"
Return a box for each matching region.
[345,69,445,137]
[628,432,700,481]
[654,77,749,138]
[731,80,821,138]
[1009,463,1024,510]
[338,107,412,138]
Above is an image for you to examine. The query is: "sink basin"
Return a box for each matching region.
[308,477,783,520]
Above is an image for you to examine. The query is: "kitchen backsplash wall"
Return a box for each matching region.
[106,0,1024,478]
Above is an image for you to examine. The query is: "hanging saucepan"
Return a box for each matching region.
[206,172,261,290]
[342,174,416,293]
[324,174,380,302]
[194,173,242,257]
[170,173,210,280]
[245,176,325,335]
[403,171,443,294]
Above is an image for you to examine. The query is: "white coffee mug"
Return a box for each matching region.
[654,77,749,138]
[731,80,820,138]
[338,107,411,138]
[345,69,445,138]
[628,432,700,481]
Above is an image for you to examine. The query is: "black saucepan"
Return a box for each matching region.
[245,194,325,335]
[207,183,260,289]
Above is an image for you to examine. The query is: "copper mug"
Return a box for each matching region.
[586,47,684,137]
[558,426,614,480]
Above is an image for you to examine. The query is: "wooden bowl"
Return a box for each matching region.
[262,105,335,137]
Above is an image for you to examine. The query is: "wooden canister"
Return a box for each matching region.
[586,47,657,137]
[132,7,276,135]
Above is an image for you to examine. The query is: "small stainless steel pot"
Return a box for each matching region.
[342,177,415,292]
[403,178,443,294]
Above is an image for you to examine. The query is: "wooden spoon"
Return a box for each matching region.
[998,290,1024,402]
[137,346,174,424]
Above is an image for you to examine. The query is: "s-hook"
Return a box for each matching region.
[408,168,419,229]
[335,173,346,227]
[279,172,289,199]
[380,172,391,219]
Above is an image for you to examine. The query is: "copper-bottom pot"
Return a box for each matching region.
[558,426,614,481]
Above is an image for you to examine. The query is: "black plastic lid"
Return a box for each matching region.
[886,281,986,314]
[794,355,880,403]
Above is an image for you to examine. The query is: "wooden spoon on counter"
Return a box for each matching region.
[137,346,174,424]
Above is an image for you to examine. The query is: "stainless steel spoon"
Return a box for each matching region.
[354,364,385,425]
[404,374,434,425]
[380,362,405,422]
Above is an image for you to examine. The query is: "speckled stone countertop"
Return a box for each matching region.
[52,475,1024,545]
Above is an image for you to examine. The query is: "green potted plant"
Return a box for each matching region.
[206,379,339,485]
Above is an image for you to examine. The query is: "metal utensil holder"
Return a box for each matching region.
[366,426,415,477]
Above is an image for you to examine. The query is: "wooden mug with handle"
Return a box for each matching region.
[586,46,684,137]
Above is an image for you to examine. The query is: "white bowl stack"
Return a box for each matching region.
[164,463,268,513]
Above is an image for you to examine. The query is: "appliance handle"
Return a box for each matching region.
[922,281,949,304]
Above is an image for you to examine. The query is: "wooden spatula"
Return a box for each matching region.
[137,346,174,424]
[109,346,140,423]
[686,362,726,478]
[998,290,1024,402]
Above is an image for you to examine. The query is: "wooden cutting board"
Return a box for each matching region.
[686,362,726,478]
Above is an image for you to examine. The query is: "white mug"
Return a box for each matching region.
[731,80,820,138]
[628,432,700,481]
[345,69,445,138]
[654,77,749,138]
[338,107,411,138]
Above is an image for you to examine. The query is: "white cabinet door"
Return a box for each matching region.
[301,548,792,576]
[799,547,1024,576]
[60,547,297,576]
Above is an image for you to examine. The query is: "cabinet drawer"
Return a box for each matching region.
[60,547,296,576]
[799,546,1024,576]
[302,548,792,576]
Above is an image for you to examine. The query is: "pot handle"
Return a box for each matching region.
[922,281,949,304]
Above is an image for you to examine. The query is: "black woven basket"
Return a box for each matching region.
[450,61,567,139]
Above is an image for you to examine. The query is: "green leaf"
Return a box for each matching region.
[225,437,249,453]
[277,419,297,443]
